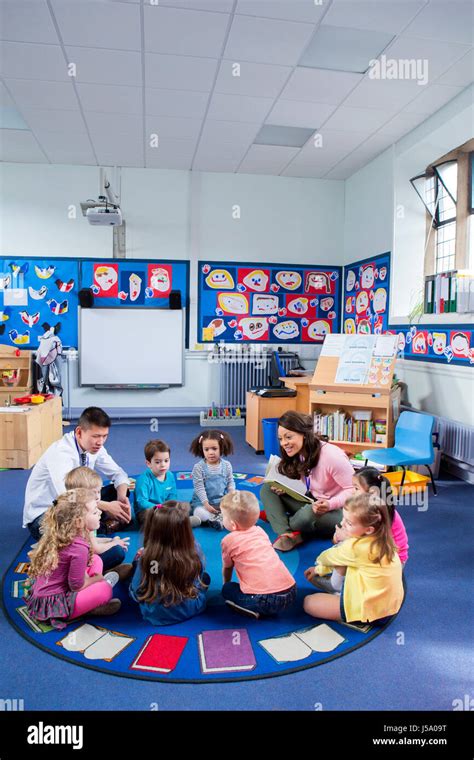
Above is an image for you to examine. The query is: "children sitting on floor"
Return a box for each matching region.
[129,501,210,626]
[220,490,297,619]
[64,466,131,574]
[134,440,180,527]
[26,489,123,628]
[189,429,235,530]
[304,493,404,626]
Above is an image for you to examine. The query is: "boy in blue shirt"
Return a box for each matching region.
[135,440,179,528]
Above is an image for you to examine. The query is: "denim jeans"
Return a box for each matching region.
[222,581,297,616]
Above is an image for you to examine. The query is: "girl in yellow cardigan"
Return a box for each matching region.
[304,493,404,626]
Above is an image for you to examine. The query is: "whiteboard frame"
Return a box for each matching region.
[78,307,185,388]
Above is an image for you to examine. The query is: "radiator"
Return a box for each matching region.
[218,350,299,410]
[435,416,474,467]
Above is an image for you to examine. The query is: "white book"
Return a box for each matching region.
[259,624,346,663]
[264,455,312,503]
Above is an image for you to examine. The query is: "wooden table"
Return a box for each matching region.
[0,397,63,469]
[245,391,298,453]
[280,375,312,414]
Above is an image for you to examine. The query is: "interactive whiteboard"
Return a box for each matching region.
[80,308,184,386]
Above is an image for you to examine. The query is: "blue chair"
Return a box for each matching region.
[362,411,437,495]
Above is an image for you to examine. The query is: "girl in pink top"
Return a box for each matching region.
[27,488,121,629]
[220,491,296,619]
[260,411,354,552]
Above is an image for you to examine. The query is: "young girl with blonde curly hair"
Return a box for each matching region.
[27,488,121,629]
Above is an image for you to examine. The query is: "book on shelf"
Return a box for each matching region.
[424,271,474,315]
[313,409,377,445]
[264,455,313,503]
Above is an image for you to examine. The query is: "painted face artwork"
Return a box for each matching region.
[207,318,226,337]
[344,318,356,334]
[451,332,470,358]
[150,267,170,292]
[94,265,118,292]
[345,295,355,314]
[320,297,334,312]
[287,297,309,315]
[432,332,447,355]
[397,332,406,351]
[275,271,302,291]
[252,294,279,314]
[413,332,427,353]
[373,287,387,314]
[308,320,330,340]
[346,270,356,291]
[242,270,269,292]
[129,273,142,302]
[218,293,248,314]
[273,320,300,340]
[378,266,387,281]
[239,317,268,340]
[360,264,375,289]
[305,272,331,293]
[356,290,369,314]
[357,319,371,334]
[206,269,235,289]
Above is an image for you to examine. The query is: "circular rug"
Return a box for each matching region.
[2,473,403,683]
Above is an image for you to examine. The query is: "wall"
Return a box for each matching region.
[343,85,474,426]
[0,163,344,413]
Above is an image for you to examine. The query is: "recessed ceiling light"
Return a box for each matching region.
[300,25,394,74]
[254,124,315,147]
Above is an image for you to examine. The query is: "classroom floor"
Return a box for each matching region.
[1,422,473,711]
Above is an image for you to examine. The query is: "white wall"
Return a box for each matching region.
[343,85,474,426]
[0,163,344,412]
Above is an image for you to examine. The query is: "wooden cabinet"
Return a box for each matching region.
[0,346,33,404]
[0,397,63,469]
[280,376,312,414]
[245,392,298,453]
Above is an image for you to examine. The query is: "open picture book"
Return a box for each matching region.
[264,455,313,503]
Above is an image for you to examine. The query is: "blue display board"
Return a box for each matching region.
[389,324,474,367]
[343,252,391,335]
[0,257,79,348]
[198,260,342,344]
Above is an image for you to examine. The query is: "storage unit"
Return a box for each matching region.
[0,346,33,404]
[309,349,400,454]
[280,375,312,413]
[0,397,63,469]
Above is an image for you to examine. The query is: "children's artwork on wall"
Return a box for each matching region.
[0,257,79,348]
[80,259,188,311]
[199,261,342,344]
[343,252,391,335]
[385,325,474,367]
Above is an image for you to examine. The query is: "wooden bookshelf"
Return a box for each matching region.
[310,341,400,453]
[0,346,33,404]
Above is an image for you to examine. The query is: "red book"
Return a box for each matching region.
[130,634,188,673]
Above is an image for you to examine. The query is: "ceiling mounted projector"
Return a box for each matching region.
[86,205,123,226]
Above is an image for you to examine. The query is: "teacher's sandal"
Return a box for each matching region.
[273,531,303,552]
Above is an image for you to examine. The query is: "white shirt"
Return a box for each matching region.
[22,430,129,527]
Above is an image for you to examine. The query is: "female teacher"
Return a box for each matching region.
[260,411,354,551]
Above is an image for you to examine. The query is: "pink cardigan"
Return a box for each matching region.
[392,510,409,563]
[304,442,354,511]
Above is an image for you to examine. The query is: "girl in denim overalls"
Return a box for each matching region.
[189,430,235,530]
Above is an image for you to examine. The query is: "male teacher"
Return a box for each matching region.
[22,406,131,570]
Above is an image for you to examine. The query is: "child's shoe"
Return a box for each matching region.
[108,563,134,582]
[225,600,260,619]
[308,575,338,594]
[88,599,121,616]
[104,571,119,588]
[190,515,201,528]
[209,513,225,531]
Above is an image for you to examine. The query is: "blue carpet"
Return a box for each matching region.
[0,423,473,708]
[2,475,400,683]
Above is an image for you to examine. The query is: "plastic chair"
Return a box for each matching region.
[362,411,437,495]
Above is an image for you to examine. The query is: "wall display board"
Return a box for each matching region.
[198,260,342,344]
[343,252,390,335]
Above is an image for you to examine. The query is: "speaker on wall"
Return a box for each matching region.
[79,288,94,308]
[169,290,182,310]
